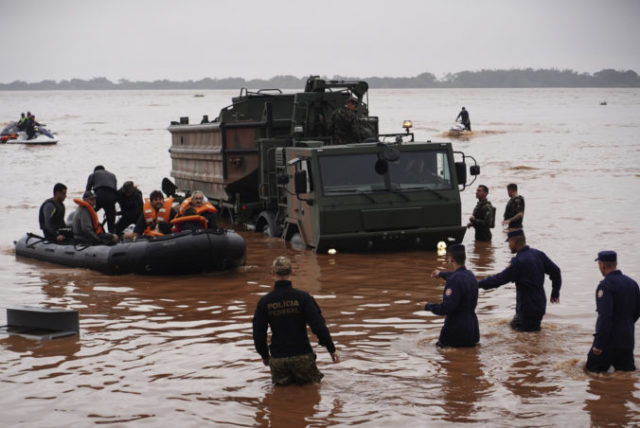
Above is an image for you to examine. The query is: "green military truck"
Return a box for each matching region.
[167,76,480,253]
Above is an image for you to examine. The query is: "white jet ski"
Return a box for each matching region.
[1,121,58,145]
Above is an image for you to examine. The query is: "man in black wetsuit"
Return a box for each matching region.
[456,106,471,131]
[115,181,143,234]
[252,256,339,385]
[38,182,68,242]
[85,165,118,233]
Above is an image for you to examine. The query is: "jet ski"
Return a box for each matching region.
[1,121,58,145]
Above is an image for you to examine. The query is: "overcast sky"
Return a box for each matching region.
[2,0,639,83]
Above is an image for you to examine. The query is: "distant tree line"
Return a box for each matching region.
[1,68,639,90]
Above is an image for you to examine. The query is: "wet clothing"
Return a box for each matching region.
[253,279,336,385]
[504,195,525,229]
[479,246,562,331]
[38,197,66,241]
[115,187,143,234]
[586,270,640,372]
[329,106,361,145]
[268,353,324,385]
[456,109,471,131]
[470,199,494,241]
[86,169,118,233]
[425,267,480,347]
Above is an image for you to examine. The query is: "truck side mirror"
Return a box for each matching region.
[455,162,467,184]
[470,165,480,176]
[294,170,308,194]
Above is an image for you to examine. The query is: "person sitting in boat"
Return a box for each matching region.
[126,190,176,240]
[170,206,207,232]
[38,182,69,242]
[72,191,119,245]
[115,181,143,234]
[176,190,218,229]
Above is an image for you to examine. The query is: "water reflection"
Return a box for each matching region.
[439,346,491,423]
[254,384,322,427]
[584,374,640,428]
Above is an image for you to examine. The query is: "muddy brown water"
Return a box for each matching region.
[1,88,639,426]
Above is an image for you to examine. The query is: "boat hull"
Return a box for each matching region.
[14,230,246,275]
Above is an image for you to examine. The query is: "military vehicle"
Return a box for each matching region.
[167,76,480,253]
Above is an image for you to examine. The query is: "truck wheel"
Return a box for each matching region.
[257,211,281,238]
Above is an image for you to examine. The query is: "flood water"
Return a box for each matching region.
[1,88,639,427]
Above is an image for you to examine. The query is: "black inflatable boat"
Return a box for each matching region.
[14,229,246,275]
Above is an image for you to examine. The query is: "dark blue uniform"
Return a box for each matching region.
[425,267,480,347]
[252,280,336,360]
[479,246,561,331]
[586,270,640,372]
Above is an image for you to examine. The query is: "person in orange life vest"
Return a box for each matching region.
[126,190,176,239]
[71,191,118,245]
[171,206,207,232]
[178,190,217,229]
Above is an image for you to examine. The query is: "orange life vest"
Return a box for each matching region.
[73,198,103,234]
[142,197,174,236]
[170,215,208,231]
[178,197,218,216]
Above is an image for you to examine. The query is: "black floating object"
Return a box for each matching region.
[3,306,79,340]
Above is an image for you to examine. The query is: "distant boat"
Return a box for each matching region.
[194,94,205,98]
[600,101,607,106]
[1,121,58,145]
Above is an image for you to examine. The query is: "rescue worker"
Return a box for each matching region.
[586,251,640,373]
[176,190,217,229]
[17,113,27,130]
[115,181,143,234]
[252,256,339,385]
[85,165,118,233]
[502,183,525,229]
[479,229,561,332]
[426,244,480,347]
[38,182,68,242]
[467,185,494,242]
[456,106,471,131]
[127,190,176,239]
[329,96,362,145]
[72,191,118,245]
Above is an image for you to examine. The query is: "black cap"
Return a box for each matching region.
[505,229,525,241]
[448,243,465,253]
[594,251,617,262]
[83,190,96,199]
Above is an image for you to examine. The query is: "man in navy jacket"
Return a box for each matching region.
[426,244,480,347]
[586,251,640,372]
[479,230,561,332]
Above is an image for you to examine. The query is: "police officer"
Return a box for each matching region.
[479,229,562,332]
[467,185,494,242]
[586,251,640,373]
[38,182,68,242]
[426,244,480,347]
[85,165,118,233]
[502,183,525,229]
[252,256,339,385]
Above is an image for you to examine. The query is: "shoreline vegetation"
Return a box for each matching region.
[1,68,639,90]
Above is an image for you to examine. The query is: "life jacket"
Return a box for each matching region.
[178,197,218,216]
[73,198,103,234]
[170,215,208,231]
[142,197,174,236]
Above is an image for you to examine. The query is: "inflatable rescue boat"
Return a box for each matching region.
[14,229,246,275]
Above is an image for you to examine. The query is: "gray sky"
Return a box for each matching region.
[2,0,639,83]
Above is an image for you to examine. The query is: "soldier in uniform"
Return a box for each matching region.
[467,185,494,242]
[502,183,525,229]
[586,251,640,373]
[38,182,68,242]
[426,244,480,347]
[252,256,339,385]
[479,229,562,332]
[329,96,361,145]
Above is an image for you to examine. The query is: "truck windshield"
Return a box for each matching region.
[319,151,452,195]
